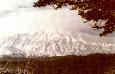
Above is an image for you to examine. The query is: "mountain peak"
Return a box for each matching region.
[0,30,114,58]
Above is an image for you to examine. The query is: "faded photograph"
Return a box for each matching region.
[0,0,115,74]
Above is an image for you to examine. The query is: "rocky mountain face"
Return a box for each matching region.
[0,30,114,58]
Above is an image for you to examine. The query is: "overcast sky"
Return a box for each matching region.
[0,0,114,38]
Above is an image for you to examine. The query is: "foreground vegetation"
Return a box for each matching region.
[0,53,115,74]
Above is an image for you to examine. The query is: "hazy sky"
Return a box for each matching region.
[0,0,114,38]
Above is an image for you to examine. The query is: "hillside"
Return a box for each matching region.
[0,53,115,74]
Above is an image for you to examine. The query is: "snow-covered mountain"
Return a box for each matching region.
[0,30,115,58]
[0,0,115,58]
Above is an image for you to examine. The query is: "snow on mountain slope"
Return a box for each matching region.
[0,30,115,58]
[0,0,115,58]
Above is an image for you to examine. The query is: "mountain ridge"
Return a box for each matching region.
[0,30,115,58]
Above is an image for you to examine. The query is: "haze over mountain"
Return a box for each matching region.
[0,0,109,38]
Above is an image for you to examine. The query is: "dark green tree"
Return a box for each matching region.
[33,0,115,36]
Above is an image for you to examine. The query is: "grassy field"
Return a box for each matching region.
[0,53,115,74]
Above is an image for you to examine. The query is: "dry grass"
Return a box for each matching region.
[0,53,115,74]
